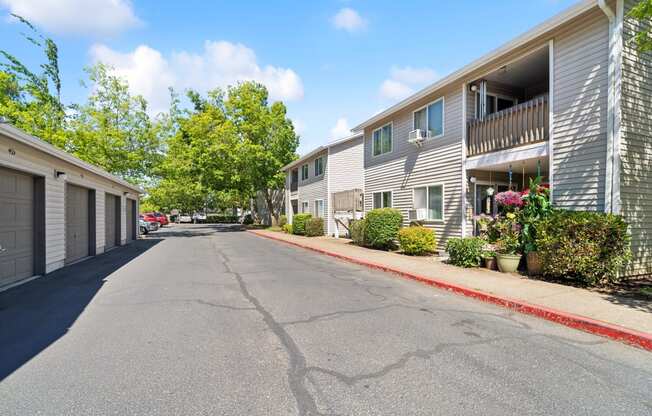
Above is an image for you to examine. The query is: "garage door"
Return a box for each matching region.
[105,194,118,249]
[126,198,135,242]
[66,184,89,264]
[0,167,33,288]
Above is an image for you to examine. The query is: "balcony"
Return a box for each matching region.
[467,94,549,157]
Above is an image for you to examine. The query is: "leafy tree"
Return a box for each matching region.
[630,0,652,52]
[66,64,165,185]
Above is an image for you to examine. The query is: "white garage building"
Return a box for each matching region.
[0,121,141,290]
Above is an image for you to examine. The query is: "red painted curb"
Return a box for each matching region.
[249,230,652,352]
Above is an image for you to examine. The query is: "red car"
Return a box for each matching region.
[143,212,168,226]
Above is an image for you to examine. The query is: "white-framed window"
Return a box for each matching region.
[301,164,309,181]
[413,184,444,221]
[314,199,324,218]
[372,123,392,156]
[475,93,515,117]
[413,98,444,138]
[301,201,309,213]
[372,191,392,209]
[314,157,324,177]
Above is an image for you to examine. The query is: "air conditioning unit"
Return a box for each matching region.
[408,129,430,147]
[407,208,427,221]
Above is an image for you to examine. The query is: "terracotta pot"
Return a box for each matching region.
[483,257,498,270]
[526,252,542,276]
[496,253,521,273]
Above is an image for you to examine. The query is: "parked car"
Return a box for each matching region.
[153,212,169,226]
[192,212,207,223]
[141,212,158,224]
[139,215,159,234]
[178,214,193,223]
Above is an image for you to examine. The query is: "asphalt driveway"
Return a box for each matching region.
[0,224,650,415]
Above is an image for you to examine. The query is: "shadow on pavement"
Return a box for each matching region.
[0,238,162,382]
[152,223,245,238]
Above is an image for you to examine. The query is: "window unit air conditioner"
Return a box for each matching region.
[407,208,427,221]
[408,129,430,147]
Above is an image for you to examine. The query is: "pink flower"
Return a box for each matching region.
[495,191,524,207]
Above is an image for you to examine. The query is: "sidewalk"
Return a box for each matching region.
[249,229,652,350]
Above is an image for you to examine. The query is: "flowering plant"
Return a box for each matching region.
[495,191,524,210]
[494,215,522,255]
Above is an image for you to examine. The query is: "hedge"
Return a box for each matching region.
[350,219,367,247]
[304,217,324,237]
[536,210,631,285]
[446,237,484,267]
[398,226,436,255]
[279,215,288,227]
[203,215,239,224]
[365,208,402,250]
[282,223,293,234]
[292,213,312,235]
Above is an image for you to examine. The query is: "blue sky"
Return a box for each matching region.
[0,0,577,154]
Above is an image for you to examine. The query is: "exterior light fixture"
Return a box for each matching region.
[55,170,67,181]
[469,176,477,183]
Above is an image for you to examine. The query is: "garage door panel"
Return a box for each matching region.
[65,184,90,264]
[105,194,117,249]
[0,167,34,287]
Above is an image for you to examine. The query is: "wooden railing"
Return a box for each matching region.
[467,94,548,156]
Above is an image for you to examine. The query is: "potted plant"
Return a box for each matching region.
[519,176,551,276]
[494,213,522,273]
[482,250,498,270]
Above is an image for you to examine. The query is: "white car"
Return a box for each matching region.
[178,214,193,223]
[193,212,207,222]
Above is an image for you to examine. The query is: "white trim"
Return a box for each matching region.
[603,0,615,213]
[314,156,325,177]
[372,190,393,209]
[371,122,393,157]
[461,84,467,237]
[352,0,596,131]
[612,0,623,214]
[314,199,325,218]
[411,96,445,139]
[281,133,363,172]
[411,183,445,222]
[0,122,141,193]
[300,200,309,213]
[465,141,548,169]
[548,39,555,204]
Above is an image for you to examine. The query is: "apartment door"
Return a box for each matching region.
[474,184,510,217]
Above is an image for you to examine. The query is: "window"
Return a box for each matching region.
[413,185,443,221]
[476,93,515,117]
[413,98,444,137]
[372,123,392,156]
[301,164,309,181]
[315,200,324,218]
[301,201,309,213]
[314,157,324,176]
[373,191,392,209]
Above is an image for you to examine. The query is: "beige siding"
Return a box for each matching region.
[552,9,610,211]
[364,86,464,247]
[0,131,138,274]
[327,136,364,235]
[290,150,328,234]
[621,0,652,276]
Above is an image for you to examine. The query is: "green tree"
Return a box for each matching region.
[630,0,652,52]
[67,64,165,185]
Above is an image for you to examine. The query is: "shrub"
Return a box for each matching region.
[282,223,293,234]
[205,215,239,224]
[398,226,437,255]
[365,208,403,250]
[279,215,287,227]
[242,214,254,225]
[292,213,312,235]
[446,237,485,267]
[350,219,367,246]
[493,213,522,255]
[304,217,324,237]
[536,210,631,285]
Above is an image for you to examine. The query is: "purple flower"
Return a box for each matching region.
[495,191,524,207]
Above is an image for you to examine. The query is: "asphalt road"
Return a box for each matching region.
[0,224,651,415]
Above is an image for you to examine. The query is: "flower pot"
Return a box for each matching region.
[483,257,498,270]
[526,252,542,276]
[496,253,521,273]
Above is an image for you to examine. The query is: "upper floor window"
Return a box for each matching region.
[301,164,309,181]
[372,123,392,156]
[314,157,324,176]
[373,191,392,209]
[413,185,444,221]
[413,98,444,138]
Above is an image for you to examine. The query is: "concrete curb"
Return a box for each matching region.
[249,230,652,352]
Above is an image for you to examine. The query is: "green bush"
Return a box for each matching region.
[536,210,631,285]
[242,214,254,225]
[282,223,293,234]
[292,213,312,235]
[350,219,367,246]
[304,217,324,237]
[204,215,239,224]
[398,226,437,255]
[446,237,485,267]
[365,208,403,250]
[279,215,287,227]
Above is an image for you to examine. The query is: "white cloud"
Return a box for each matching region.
[330,117,351,139]
[0,0,140,36]
[379,65,439,101]
[90,40,304,115]
[292,118,305,136]
[331,8,366,32]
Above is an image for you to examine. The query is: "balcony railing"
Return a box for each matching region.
[467,94,548,157]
